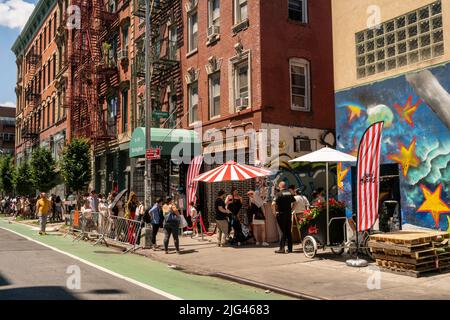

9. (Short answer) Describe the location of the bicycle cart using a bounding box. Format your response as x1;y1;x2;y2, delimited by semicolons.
293;209;376;259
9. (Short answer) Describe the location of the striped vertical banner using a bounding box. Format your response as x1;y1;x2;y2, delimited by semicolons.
357;121;384;232
186;155;204;217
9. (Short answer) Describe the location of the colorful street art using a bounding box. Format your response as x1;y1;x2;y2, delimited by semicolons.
336;63;450;230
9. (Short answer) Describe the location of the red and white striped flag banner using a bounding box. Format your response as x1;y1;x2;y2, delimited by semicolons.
357;121;384;232
186;155;204;217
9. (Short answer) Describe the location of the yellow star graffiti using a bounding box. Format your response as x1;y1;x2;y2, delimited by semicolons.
388;137;420;177
337;162;350;191
417;184;450;229
394;96;422;128
347;105;363;123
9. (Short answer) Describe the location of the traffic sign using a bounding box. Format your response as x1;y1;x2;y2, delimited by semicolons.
146;148;161;160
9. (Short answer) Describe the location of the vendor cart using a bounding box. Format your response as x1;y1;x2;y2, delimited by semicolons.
293;209;377;259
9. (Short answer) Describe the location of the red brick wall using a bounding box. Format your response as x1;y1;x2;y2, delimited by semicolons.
181;0;263;133
259;0;335;130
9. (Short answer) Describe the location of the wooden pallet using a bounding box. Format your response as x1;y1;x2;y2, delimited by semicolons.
376;259;438;271
378;266;437;278
370;231;449;245
368;240;432;253
373;253;435;265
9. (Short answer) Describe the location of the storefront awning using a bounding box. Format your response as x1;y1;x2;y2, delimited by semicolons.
130;127;201;158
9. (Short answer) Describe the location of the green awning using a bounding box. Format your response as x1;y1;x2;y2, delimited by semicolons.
130;127;201;158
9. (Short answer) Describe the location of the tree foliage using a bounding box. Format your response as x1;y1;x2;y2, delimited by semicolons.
59;138;91;193
30;147;57;193
0;155;15;195
14;160;34;196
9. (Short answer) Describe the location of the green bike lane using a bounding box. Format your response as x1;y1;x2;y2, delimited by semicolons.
0;219;293;300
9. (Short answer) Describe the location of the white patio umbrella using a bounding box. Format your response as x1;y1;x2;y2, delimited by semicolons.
289;147;357;245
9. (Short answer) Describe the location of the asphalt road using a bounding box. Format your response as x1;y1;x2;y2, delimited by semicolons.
0;228;168;300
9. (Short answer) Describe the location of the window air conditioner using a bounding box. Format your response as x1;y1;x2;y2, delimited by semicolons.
235;97;249;111
207;25;220;37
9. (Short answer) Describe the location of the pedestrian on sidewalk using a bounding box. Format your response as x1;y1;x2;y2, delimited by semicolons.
274;181;296;254
36;192;51;235
189;202;201;238
248;190;269;246
146;198;164;249
215;190;231;247
125;192;138;244
162;198;181;254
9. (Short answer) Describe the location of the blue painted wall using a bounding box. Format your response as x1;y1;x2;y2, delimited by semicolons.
336;62;450;230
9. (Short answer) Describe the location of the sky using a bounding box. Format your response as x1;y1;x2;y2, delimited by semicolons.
0;0;37;108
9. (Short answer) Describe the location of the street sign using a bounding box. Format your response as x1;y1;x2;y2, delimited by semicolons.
146;148;161;160
152;111;170;119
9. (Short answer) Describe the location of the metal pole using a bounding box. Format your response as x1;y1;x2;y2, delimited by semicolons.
144;0;153;208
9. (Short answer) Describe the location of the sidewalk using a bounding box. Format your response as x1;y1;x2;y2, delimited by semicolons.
135;231;450;300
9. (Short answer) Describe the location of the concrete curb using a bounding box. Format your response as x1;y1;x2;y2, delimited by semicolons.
212;272;326;300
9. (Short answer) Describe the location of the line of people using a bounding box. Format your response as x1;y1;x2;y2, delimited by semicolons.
0;194;64;223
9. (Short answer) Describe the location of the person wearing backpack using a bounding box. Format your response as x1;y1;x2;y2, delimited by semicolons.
162;198;181;254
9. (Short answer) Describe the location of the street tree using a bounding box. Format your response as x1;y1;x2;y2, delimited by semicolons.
30;147;57;193
59;138;91;206
0;155;15;196
14;160;34;196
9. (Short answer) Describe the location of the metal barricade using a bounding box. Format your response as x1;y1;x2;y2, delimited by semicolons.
66;210;108;246
97;215;143;254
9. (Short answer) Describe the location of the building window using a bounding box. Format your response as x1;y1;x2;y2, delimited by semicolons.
53;54;56;79
52;98;56;124
234;0;248;25
294;137;316;152
107;96;118;135
356;0;443;78
49;20;52;40
188;10;198;53
54;12;57;36
44;27;47;48
209;72;220;119
42;66;46;88
208;0;220;36
39;34;42;54
109;0;116;13
288;0;308;23
233;59;249;111
121;89;128;133
168;24;178;60
290;58;310;112
122;25;129;52
46;104;50;127
188;81;199;124
48;60;51;85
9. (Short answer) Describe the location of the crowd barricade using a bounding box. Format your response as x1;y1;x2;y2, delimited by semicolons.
66;210;143;254
99;215;143;253
66;210;108;245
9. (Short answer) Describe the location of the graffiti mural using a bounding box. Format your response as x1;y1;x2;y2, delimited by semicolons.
336;63;450;230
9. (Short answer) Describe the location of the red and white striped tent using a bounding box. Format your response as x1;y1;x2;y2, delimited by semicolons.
194;161;272;183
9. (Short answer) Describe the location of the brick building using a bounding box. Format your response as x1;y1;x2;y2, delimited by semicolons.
128;0;336;214
12;0;67;194
0;107;16;156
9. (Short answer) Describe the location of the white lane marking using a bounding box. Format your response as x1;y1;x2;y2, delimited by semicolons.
0;225;182;300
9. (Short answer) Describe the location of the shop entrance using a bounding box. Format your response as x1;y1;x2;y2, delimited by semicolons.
351;163;402;232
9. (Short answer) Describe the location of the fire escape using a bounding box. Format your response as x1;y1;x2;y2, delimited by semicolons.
132;0;182;129
66;0;119;142
22;47;41;145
